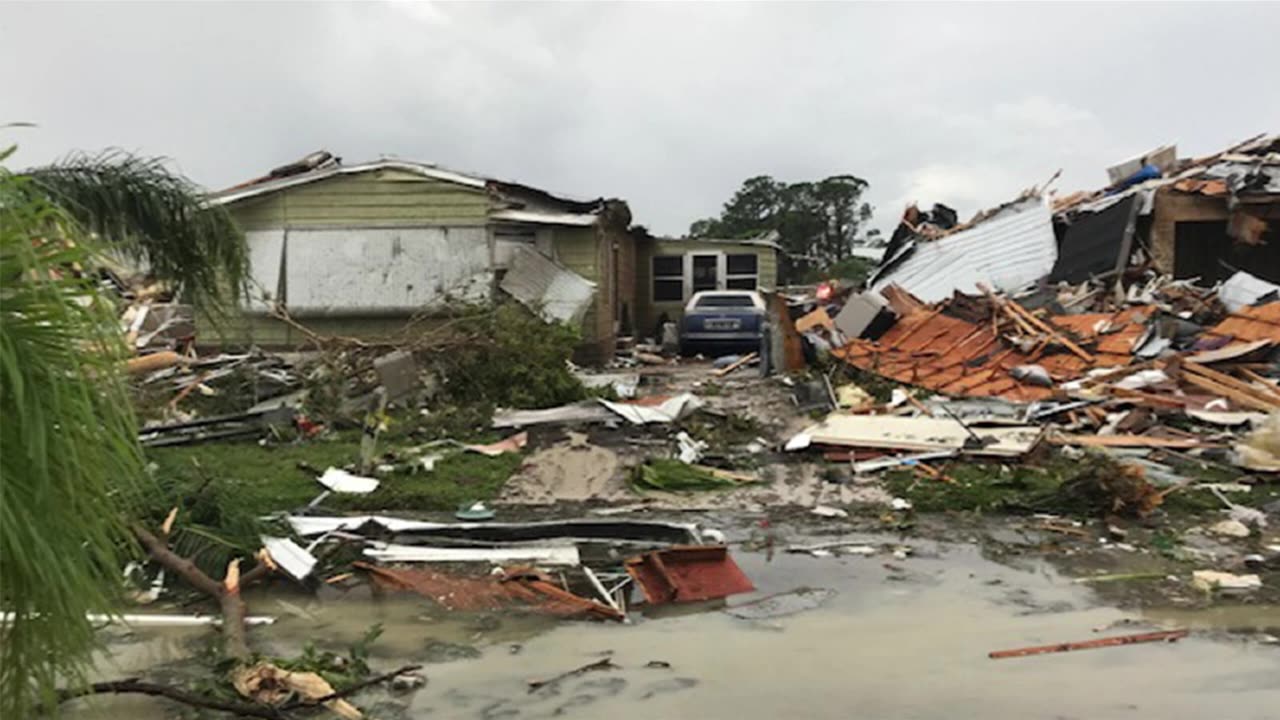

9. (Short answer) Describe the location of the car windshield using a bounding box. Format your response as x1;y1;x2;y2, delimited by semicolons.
696;294;755;308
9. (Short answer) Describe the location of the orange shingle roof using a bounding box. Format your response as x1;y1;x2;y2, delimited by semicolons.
835;305;1154;401
1208;302;1280;342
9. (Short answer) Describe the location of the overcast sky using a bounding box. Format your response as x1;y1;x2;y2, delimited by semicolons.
4;2;1278;236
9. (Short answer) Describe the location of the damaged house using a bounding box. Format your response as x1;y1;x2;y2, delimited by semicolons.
1051;134;1280;297
869;133;1280;308
205;152;780;359
206;151;633;360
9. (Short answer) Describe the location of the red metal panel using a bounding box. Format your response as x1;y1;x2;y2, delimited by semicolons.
625;546;755;605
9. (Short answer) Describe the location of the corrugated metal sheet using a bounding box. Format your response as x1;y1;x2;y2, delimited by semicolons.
500;246;597;324
871;196;1056;303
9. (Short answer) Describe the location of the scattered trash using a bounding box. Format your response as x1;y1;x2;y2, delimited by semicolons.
1191;570;1263;592
675;431;707;464
1208;519;1251;538
632;460;738;492
232;661;362;719
260;537;318;581
527;657;618;693
455;501;496;521
317;467;381;495
464;432;529;457
810;505;849;519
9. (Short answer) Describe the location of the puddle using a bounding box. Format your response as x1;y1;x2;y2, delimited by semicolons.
66;541;1280;719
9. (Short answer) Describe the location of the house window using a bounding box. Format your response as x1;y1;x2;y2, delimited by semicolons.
691;254;719;292
653;255;684;301
725;253;758;290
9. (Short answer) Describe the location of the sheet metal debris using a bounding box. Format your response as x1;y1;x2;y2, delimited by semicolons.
500;245;597;324
625;545;754;605
317;467;381;494
871;194;1057;303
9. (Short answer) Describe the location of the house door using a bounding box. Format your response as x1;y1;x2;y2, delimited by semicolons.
691;253;720;293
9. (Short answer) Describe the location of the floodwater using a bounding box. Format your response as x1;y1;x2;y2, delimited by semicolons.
68;539;1280;720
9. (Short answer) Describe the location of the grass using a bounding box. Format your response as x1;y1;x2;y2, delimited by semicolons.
883;458;1071;513
884;450;1280;521
147;435;522;515
142;420;523;579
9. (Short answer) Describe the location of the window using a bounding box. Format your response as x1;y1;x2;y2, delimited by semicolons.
726;253;758;290
696;294;755;308
653;255;684;301
691;254;719;292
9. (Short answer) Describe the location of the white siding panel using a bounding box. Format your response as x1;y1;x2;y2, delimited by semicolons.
244;229;286;311
286;227;491;314
872;196;1056;303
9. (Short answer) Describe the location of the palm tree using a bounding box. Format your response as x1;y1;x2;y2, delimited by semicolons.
0;146;246;716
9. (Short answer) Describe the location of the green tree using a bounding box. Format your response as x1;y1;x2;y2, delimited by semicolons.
690;174;874;282
0;147;246;716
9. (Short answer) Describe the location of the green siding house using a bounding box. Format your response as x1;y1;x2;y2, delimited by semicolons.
634;234;781;337
207;153;632;360
205;152;779;360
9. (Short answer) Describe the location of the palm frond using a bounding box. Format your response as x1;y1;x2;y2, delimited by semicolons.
22;150;247;316
0;167;144;715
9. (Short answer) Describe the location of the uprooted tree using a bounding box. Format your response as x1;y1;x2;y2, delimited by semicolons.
689;174;875;283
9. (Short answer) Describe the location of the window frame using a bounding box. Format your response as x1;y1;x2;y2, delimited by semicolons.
652;254;685;302
725;253;759;290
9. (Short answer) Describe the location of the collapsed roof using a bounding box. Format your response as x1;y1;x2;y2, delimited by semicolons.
871;132;1280;301
208;149;617;223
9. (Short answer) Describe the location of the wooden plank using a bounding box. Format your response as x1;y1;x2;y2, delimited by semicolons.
1236;367;1280;394
1184;362;1280;405
988;630;1188;660
1005;299;1095;362
1179;372;1279;412
713;351;758;377
1107;386;1187;409
1050;433;1221;449
794;307;834;334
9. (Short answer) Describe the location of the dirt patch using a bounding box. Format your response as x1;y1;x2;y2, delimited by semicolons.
500;432;629;504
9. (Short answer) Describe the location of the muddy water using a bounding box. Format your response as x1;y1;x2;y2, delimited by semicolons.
69;540;1280;720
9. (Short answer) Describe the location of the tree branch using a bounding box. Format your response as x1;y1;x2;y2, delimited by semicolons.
279;664;423;710
132;524;269;662
57;679;288;719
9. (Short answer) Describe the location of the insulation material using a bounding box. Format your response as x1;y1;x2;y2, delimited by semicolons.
285;227;491;314
1235;412;1280;472
500;245;596;324
871;196;1057;303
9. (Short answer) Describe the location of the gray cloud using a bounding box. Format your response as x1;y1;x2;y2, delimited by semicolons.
3;1;1277;235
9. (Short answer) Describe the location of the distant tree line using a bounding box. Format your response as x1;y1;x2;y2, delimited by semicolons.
689;174;876;284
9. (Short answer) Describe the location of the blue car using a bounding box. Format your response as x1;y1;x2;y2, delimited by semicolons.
679;290;766;357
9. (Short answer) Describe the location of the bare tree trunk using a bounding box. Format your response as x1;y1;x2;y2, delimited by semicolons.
132;524;268;662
